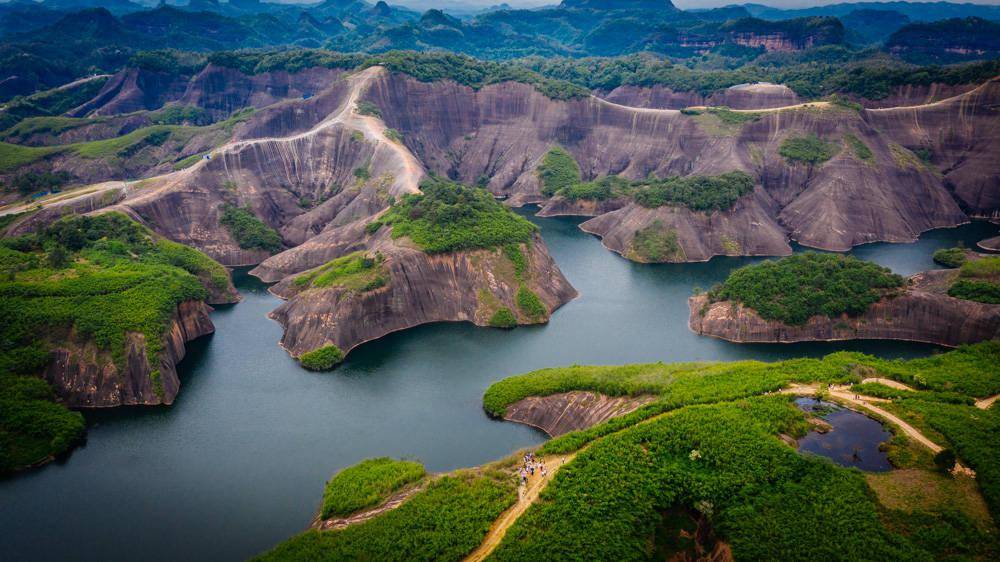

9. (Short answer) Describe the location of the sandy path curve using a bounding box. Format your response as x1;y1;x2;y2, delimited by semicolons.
464;453;575;562
975;394;999;410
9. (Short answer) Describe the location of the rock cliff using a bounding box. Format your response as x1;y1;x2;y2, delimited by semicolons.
365;71;974;257
265;230;578;357
865;78;1000;218
43;300;216;407
501;391;657;437
688;270;1000;347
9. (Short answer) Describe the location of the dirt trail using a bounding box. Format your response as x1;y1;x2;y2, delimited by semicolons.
782;383;944;452
975;394;999;410
860;378;916;391
464;453;575;562
0;66;423;218
314;483;427;531
683;101;832;113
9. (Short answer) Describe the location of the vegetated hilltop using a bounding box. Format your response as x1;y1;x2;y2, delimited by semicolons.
259;342;1000;560
0;212;236;474
689;253;1000;346
4;64;579;371
262;177;577;367
4;0;997;100
887;17;1000;64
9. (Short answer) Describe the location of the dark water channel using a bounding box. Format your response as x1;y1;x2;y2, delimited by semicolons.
795;398;893;472
1;214;995;561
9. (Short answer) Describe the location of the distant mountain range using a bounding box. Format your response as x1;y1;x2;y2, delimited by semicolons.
0;0;997;99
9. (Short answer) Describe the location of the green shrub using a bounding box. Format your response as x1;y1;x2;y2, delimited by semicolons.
0;373;85;474
219;204;283;253
948;279;1000;304
150;105;213;126
779;135;840;165
489;307;517;328
537;147;581;197
933;449;957;472
293;252;387;293
844;133;873;161
0;142;61;172
3;171;72;195
933;247;966;268
632;171;754;211
321;458;426;519
298;345;345;371
256;469;516;561
948;256;1000;303
560;175;630;202
365;220;383;235
354;166;371;181
355;100;382;117
382;177;536;253
503;243;528;281
629;221;684;262
708;252;905;325
516;285;546;319
384;128;403;143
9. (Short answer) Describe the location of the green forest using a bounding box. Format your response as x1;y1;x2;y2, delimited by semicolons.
707;253;905;325
0;213;230;473
380;177;537;254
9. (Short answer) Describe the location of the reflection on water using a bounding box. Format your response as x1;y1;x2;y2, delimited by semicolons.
796;398;893;472
0;213;994;561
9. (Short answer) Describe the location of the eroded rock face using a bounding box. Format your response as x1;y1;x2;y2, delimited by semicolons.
688;270;1000;347
265;231;578;357
42;300;215;407
502;391;657;437
365;71;976;258
866;79;1000;218
579;194;792;263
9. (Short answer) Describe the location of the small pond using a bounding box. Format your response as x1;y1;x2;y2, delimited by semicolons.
795;398;893;472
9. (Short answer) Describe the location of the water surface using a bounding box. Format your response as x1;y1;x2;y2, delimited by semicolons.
796;398;893;472
1;215;995;561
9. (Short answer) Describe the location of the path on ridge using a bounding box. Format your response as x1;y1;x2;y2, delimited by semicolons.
464;453;575;562
0;66;423;219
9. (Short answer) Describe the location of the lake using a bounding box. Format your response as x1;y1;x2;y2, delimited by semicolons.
0;213;995;561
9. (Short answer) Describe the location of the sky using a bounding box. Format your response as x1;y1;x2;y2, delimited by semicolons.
392;0;1000;9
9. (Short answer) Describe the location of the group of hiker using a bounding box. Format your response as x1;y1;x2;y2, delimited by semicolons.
518;452;547;487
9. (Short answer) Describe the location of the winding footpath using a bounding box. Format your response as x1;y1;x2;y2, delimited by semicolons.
0;66;422;220
464;453;575;562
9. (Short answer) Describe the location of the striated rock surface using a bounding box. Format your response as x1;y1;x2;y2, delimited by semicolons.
42;300;215;407
265;230;577;357
536;196;628;218
579;193;792;263
866;78;1000;218
689;270;1000;347
366;71;975;257
502;391;657;437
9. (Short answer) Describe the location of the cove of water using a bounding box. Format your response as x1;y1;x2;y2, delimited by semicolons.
1;215;995;561
795;398;893;472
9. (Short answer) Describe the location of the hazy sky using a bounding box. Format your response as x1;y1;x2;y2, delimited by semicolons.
393;0;1000;9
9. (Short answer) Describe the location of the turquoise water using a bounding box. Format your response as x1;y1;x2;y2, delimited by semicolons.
0;214;995;561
